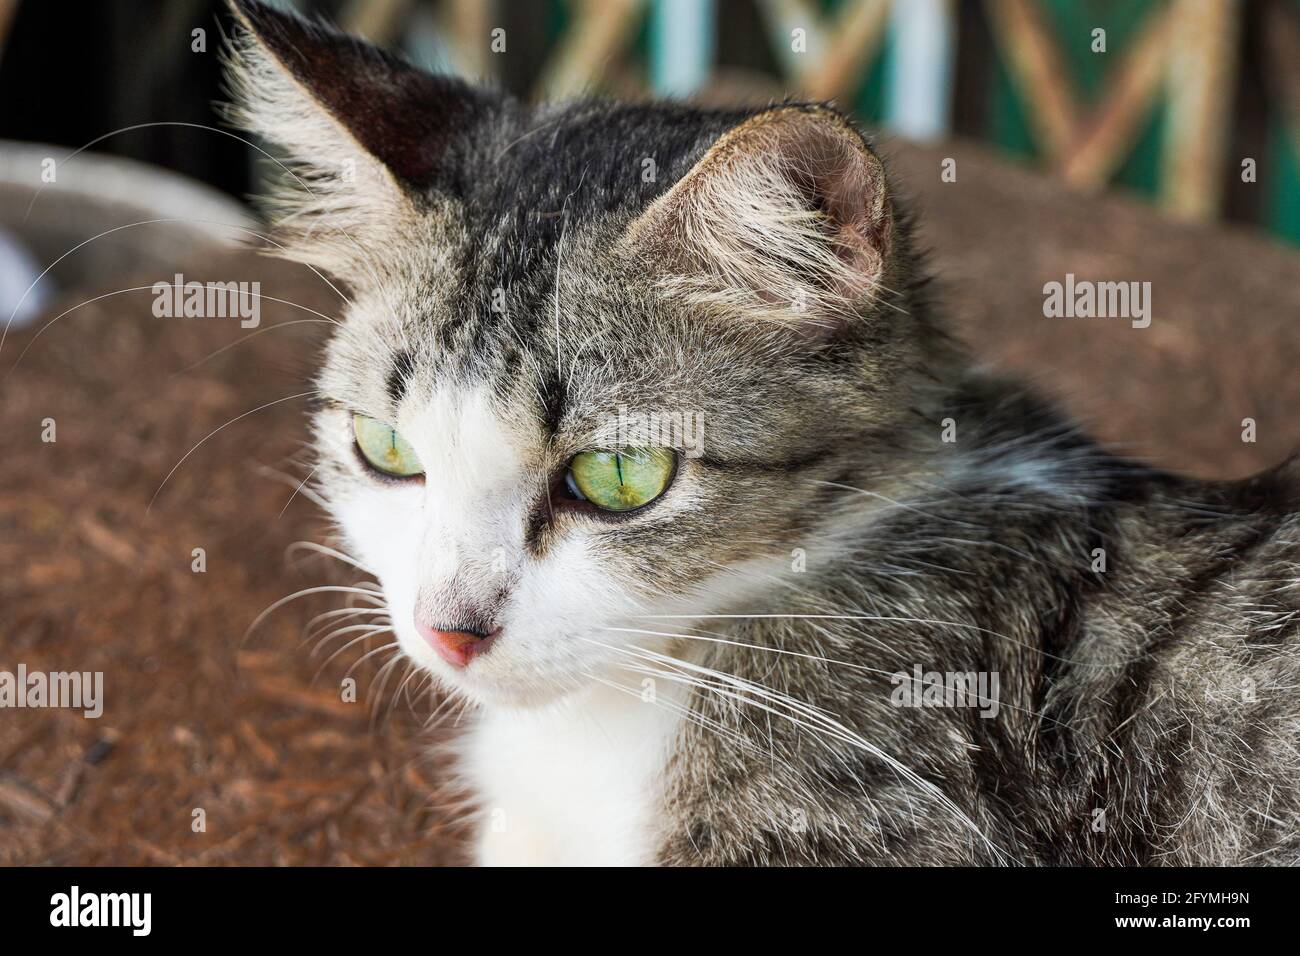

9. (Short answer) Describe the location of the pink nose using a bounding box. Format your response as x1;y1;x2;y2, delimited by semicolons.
415;619;500;667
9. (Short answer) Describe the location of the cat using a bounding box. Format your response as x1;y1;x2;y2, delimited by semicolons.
225;0;1300;865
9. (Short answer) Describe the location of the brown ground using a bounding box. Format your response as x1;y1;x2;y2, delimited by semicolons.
2;138;1299;866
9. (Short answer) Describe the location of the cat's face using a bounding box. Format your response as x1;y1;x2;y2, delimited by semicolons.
228;0;924;708
309;218;908;707
311;246;792;706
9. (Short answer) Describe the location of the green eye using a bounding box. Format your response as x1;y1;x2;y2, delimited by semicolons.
566;448;676;512
353;414;424;478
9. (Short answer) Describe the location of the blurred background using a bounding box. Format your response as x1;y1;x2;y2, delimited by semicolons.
2;0;1299;239
3;1;1300;866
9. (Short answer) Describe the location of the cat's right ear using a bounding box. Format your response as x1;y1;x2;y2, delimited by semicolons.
223;0;494;276
627;105;895;337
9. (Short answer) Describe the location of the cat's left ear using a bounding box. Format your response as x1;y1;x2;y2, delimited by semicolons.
627;105;893;333
223;0;496;276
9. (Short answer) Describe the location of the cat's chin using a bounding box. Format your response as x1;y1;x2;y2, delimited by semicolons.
396;638;587;711
429;665;587;711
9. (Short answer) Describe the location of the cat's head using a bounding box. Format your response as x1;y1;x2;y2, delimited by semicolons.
226;0;943;708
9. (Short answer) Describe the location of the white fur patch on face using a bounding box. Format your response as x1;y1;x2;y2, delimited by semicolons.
329;385;666;708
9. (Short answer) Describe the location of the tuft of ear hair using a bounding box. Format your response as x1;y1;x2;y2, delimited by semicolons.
222;0;494;279
627;105;893;334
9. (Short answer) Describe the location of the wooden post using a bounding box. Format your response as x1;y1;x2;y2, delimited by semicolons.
806;0;892;103
984;0;1079;160
446;0;496;80
537;0;647;100
757;0;890;104
1161;0;1241;220
1059;5;1176;190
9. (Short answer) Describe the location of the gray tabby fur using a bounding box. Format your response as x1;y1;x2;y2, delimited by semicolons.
225;0;1300;865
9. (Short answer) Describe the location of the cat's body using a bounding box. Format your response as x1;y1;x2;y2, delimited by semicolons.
226;0;1300;866
470;390;1300;866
